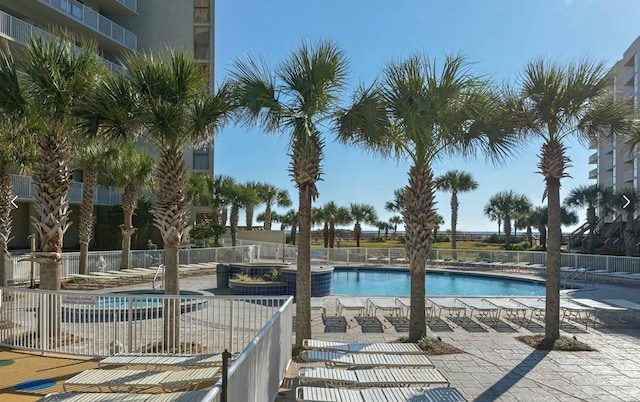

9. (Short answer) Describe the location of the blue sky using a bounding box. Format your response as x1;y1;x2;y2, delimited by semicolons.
213;0;640;233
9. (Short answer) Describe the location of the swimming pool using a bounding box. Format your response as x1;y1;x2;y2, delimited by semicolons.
331;268;545;296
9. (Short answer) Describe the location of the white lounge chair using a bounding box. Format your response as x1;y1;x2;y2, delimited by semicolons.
98;353;224;369
603;299;640;320
302;339;424;354
298;366;450;388
571;298;631;323
299;350;435;368
427;297;467;318
394;297;434;318
63;367;220;392
335;298;366;316
454;297;501;325
310;297;326;319
366;297;402;317
482;298;529;321
296;386;467;401
39;391;210;402
510;298;546;327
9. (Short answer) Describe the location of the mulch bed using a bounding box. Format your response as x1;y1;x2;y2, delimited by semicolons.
517;334;597;351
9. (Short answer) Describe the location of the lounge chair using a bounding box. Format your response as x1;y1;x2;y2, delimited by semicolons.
63;367;220;392
298;366;450;388
310;297;326;319
301;339;424;354
39;391;209;402
454;297;501;325
394;297;434;318
296;386;467;402
299;350;435;368
602;299;640;320
571;298;631;324
98;353;224;369
510;298;546;327
335;298;366;316
427;297;467;318
366;297;402;317
482;298;528;321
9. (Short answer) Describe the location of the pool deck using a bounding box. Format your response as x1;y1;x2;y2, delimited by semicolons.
3;270;640;401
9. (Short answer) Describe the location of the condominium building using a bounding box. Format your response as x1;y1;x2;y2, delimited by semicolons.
0;0;215;249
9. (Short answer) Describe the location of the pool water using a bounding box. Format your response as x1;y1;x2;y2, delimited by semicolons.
331;269;545;296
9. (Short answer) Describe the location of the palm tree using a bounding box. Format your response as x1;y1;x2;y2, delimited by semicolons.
242;181;260;230
435;170;478;258
385;188;405;214
527;206;578;251
73;139;119;274
21;33;105;293
257;183;292;230
83;49;233;350
484;191;532;248
349;203;378;247
433;214;445;241
230;39;349;347
563;184;603;254
509;58;635;342
279;209;298;245
0;42;35;287
101;144;155;269
188;172;213;206
228;183;253;246
212;175;236;230
320;201;350;248
375;220;391;239
338;53;517;340
388;215;403;239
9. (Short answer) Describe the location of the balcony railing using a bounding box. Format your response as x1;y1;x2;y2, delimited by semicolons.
0;10;123;73
624;151;636;163
39;0;137;50
11;174;122;205
589;168;598;179
116;0;137;13
621;68;636;86
588;152;598;164
623;169;635;182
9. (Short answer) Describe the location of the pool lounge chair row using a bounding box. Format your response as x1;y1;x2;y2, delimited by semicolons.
39;390;209;402
296;385;466;401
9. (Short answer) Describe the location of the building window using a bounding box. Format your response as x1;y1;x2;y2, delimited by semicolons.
195;0;210;23
194;27;210;60
193;146;210;170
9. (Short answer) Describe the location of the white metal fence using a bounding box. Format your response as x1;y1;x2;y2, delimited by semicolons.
7;245;258;285
0;287;290;358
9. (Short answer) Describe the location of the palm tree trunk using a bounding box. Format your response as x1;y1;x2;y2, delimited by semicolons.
450;192;458;260
0;172;13;287
403;162;436;341
296;187;312;348
264;204;272;230
245;206;254;230
78;162;98;274
526;225;533;249
354;222;361;248
329;222;335;248
545;176;561;341
291;225;297;245
120;183;138;269
153;147;189;350
230;206;239;246
504;217;511;248
322;223;329;248
587;206;596;254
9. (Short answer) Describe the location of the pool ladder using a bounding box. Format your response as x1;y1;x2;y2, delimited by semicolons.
152;264;164;290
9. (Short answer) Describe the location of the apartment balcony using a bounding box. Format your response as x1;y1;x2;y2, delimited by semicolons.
38;0;137;50
624;151;636;163
92;0;137;15
604;160;614;171
589;168;598;179
621;68;635;87
623;170;635;183
588;152;598;164
11;174;122;206
602;143;614;154
0;11;123;73
602;178;613;188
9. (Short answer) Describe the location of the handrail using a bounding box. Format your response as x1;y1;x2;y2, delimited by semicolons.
152;264;164;290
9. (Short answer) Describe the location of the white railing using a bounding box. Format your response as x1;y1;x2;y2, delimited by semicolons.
0;287;291;358
116;0;137;13
39;0;137;50
0;11;124;73
202;297;293;402
8;245;258;285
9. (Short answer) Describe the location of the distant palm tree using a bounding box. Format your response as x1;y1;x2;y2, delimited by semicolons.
484;191;532;248
433;214;445;241
231;40;348;346
527;206;578;251
188;172;213;206
385;188;405;214
375;220;392;239
242;181;260;230
508;58;635;342
228;183;254;246
212;175;236;229
338;53;516;341
349;203;378;247
388;215;403;239
318;201;350;248
257;183;292;230
279;209;298;245
563;184;604;254
435;170;478;258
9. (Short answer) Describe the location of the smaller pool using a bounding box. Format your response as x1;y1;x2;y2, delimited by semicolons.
332;268;545;297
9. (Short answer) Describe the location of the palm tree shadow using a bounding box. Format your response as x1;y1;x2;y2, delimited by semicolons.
475;348;550;401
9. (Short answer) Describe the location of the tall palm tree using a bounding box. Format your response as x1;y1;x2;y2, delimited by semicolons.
82;49;233;350
319;201;350;248
231;39;349;346
388;215;403;239
338;53;516;341
101;144;155;269
228;182;253;246
21;32;105;293
509;58;635;342
212;175;236;230
484;191;532;248
257;183;292;230
435;170;478;258
0;42;35;287
349;203;378;247
242;181;260;230
279;208;298;245
563;184;603;254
